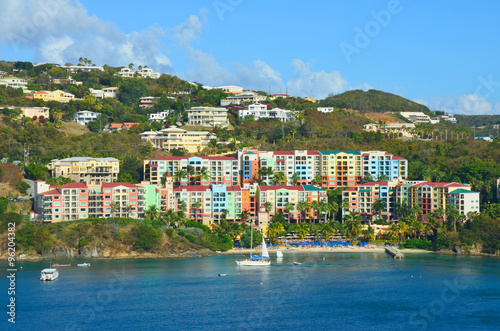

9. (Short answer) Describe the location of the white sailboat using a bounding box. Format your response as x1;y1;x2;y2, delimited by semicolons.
235;223;271;266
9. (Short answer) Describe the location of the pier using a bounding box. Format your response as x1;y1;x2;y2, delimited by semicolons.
385;246;404;259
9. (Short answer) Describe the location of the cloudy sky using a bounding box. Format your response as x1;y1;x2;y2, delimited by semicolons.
1;0;499;114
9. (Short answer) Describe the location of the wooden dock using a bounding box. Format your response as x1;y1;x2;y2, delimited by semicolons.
385;246;404;259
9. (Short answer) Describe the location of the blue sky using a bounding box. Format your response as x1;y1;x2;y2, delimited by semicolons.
1;0;499;114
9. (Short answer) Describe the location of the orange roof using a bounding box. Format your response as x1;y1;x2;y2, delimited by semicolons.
123;122;140;129
109;123;122;129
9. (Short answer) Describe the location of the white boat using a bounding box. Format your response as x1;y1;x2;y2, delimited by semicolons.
276;251;283;258
293;262;302;265
40;268;59;281
77;263;91;267
235;223;271;267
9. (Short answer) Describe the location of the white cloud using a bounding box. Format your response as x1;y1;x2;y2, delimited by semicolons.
173;15;203;47
416;94;499;115
287;59;348;99
0;0;173;72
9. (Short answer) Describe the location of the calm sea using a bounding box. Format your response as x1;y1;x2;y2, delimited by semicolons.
2;252;499;331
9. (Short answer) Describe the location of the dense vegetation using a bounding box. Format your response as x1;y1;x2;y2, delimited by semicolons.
319;89;431;114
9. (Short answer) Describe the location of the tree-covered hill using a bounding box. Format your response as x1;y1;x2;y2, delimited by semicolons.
319;89;431;114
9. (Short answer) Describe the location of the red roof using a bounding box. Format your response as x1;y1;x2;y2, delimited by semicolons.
307;151;320;155
146;156;237;161
259;185;304;191
413;182;467;188
109;123;122;129
54;182;88;189
392;156;406;160
102;182;140;188
39;188;61;195
123;122;140;129
343;188;357;192
360;181;389;186
273;151;293;155
173;185;212;192
226;185;242;191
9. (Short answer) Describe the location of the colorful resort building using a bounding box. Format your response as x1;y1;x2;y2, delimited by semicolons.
343;180;480;224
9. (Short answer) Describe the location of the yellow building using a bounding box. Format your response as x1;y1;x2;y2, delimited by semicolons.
319;151;362;188
139;126;216;153
47;157;120;186
33;90;76;103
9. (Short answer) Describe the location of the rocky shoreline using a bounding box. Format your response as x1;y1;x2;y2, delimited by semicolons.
8;245;216;262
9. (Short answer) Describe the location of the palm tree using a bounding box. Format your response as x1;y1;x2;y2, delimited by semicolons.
174;169;187;187
240;209;250;222
297;223;310;240
284;202;295;223
292;172;301;185
312;174;322;186
186;165;196;185
272;171;287;186
310;200;320;223
192;201;202;223
343;212;363;240
267;221;285;244
112;201;121;219
371;198;387;224
196;166;211;185
264;201;273;213
296;201;309;223
445;205;460;232
144;205;158;221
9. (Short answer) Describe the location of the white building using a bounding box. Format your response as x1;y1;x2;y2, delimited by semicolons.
440;115;457;123
400;112;432;124
0;106;49;118
59;65;104;73
118;68;135;77
220;92;267;106
317;107;335;113
74;110;99;126
89;87;118;99
0;77;28;91
238;103;295;122
449;189;480;216
218;85;244;94
147;110;173;122
187;106;229;127
140;126;216;152
137;68;160;79
140;96;158;107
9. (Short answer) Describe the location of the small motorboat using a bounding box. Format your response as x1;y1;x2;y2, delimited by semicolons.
218;273;227;277
276;251;283;258
77;263;91;267
40;268;59;281
293;262;302;265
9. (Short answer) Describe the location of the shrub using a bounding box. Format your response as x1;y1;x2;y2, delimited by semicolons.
131;223;161;251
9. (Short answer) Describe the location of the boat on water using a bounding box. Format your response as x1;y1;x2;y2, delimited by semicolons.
235;223;271;267
77;263;91;267
53;263;71;267
276;251;283;258
293;262;302;265
40;268;59;281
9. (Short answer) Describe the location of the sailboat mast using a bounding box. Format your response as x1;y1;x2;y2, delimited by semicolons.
250;221;253;257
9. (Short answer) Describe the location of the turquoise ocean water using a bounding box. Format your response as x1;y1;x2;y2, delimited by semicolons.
2;252;499;330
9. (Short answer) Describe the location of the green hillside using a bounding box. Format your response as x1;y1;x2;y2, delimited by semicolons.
320;89;431;114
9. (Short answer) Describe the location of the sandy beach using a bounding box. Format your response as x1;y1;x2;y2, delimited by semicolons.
219;245;432;255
